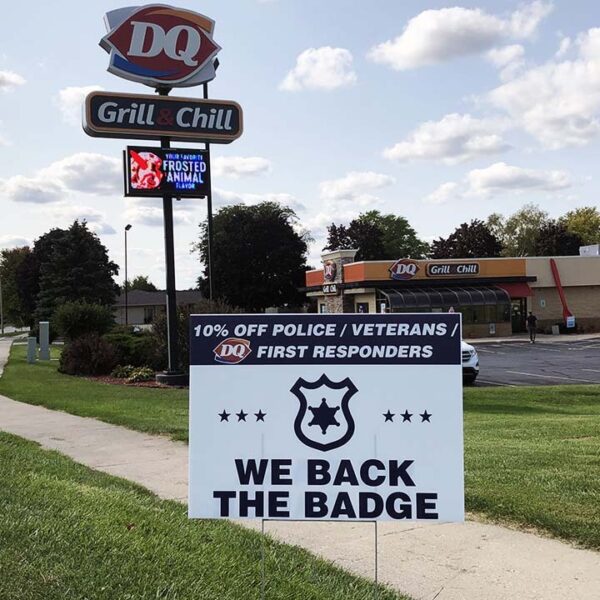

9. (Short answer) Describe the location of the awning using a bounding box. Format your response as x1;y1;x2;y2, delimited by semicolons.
495;282;533;298
380;286;510;310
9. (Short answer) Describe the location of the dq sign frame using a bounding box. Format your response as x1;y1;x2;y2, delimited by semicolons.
100;5;221;87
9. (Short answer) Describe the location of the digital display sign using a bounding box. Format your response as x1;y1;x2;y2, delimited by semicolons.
124;146;210;198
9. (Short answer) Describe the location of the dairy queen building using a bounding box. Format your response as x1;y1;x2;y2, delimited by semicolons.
305;248;600;338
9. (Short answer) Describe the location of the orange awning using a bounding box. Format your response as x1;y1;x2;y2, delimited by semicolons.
496;282;533;298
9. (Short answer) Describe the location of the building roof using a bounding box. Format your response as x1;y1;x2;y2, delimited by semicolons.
115;289;204;307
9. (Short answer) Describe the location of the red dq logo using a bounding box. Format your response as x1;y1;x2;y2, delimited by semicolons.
213;338;252;364
100;5;221;87
389;259;420;281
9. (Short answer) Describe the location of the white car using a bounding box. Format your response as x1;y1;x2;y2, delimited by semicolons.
461;341;479;385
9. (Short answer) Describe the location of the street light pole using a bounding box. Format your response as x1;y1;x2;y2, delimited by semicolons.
125;224;132;326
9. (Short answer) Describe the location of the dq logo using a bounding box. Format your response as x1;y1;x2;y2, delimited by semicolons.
213;338;252;364
389;259;420;281
323;260;337;282
100;5;221;87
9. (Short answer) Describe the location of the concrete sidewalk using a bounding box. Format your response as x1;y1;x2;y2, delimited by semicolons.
1;394;599;600
468;332;600;345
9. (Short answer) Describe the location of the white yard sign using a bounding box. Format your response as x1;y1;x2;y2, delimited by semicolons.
189;314;464;522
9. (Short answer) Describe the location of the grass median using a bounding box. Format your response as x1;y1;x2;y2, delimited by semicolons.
0;432;403;600
1;343;599;550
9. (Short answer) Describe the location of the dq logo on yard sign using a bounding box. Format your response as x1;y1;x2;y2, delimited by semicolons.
213;338;252;365
389;259;420;281
100;5;221;87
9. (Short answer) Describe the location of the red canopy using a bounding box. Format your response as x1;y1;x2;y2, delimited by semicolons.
496;282;533;298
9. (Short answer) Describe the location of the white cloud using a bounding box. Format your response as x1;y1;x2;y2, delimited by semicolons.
487;44;525;68
488;28;600;148
41;202;116;234
319;171;395;205
212;156;272;178
466;161;570;195
280;47;357;91
212;188;305;212
424;161;571;204
555;36;571;58
0;70;25;91
0;235;31;249
368;2;552;71
1;153;121;203
424;182;459;205
123;205;194;227
55;85;103;126
383;113;511;164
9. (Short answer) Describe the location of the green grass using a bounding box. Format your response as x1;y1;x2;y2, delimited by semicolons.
0;432;404;600
1;344;599;550
464;385;600;550
0;344;189;441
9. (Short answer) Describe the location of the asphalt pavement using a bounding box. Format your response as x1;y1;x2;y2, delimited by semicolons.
472;337;600;387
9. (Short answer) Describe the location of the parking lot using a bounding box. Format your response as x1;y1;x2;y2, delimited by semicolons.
473;338;600;387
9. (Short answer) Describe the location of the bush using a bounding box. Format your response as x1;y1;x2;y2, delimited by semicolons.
126;367;155;383
111;364;135;379
59;334;117;376
54;302;115;341
103;331;161;370
152;298;241;373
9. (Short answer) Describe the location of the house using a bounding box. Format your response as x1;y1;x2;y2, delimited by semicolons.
114;289;204;326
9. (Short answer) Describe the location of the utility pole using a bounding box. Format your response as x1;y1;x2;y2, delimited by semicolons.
0;275;4;335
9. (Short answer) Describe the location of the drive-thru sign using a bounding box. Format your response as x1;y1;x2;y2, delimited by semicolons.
189;313;464;521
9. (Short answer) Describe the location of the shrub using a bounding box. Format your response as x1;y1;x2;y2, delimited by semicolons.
152;298;241;373
111;364;135;379
103;331;161;369
54;301;115;341
126;367;155;383
59;334;117;376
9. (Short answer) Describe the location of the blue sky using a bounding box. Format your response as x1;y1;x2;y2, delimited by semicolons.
1;1;600;288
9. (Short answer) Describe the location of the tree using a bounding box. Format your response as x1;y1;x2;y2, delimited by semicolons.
487;203;550;256
325;211;428;260
194;202;308;311
559;207;600;246
35;221;119;322
126;275;158;292
533;221;583;256
430;220;502;259
0;246;31;326
355;211;429;258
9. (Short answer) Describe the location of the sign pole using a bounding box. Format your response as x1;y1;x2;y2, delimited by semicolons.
202;81;215;302
156;86;185;385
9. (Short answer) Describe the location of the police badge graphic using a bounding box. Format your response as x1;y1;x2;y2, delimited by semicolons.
290;374;357;451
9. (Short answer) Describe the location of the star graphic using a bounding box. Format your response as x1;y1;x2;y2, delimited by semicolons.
255;410;266;422
420;411;432;422
308;398;340;434
236;410;248;422
218;410;230;422
401;410;413;422
383;410;395;422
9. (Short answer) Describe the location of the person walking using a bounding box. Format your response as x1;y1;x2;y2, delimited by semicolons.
526;311;537;343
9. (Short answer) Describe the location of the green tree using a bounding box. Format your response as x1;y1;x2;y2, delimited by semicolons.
195;202;308;311
533;221;583;256
125;275;158;292
35;221;119;322
325;211;428;260
430;220;502;259
559;207;600;246
487;203;550;256
0;246;31;326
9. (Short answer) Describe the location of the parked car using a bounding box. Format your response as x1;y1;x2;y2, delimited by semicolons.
461;341;479;384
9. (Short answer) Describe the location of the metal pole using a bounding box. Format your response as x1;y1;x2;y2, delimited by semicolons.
124;225;129;326
157;86;181;378
202;82;214;301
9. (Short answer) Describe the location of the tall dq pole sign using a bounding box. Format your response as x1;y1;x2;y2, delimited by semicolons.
84;5;243;385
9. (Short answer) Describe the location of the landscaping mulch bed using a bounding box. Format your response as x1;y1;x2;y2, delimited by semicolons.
85;375;172;389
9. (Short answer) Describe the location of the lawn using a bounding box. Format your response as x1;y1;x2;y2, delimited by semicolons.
0;432;404;600
1;344;599;550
